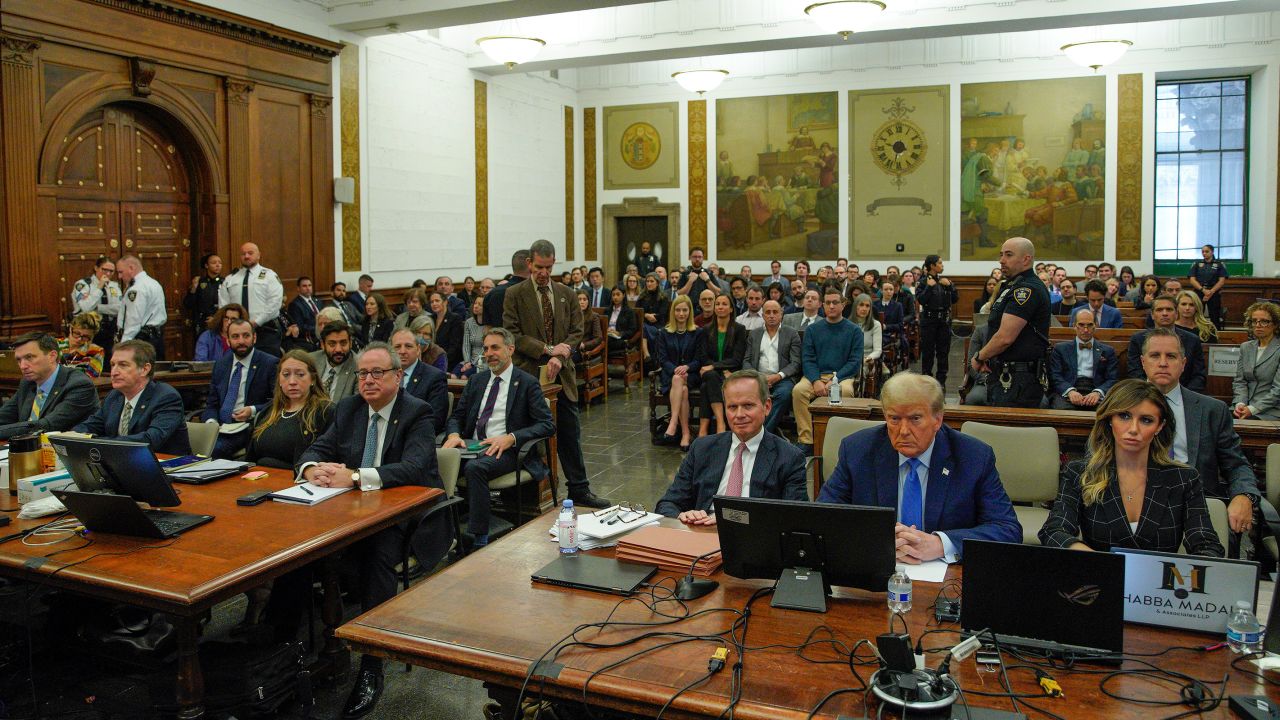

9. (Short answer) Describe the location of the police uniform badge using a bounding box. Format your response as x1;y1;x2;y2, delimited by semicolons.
258;269;266;279
127;289;137;302
74;280;87;291
199;281;207;290
1012;287;1032;305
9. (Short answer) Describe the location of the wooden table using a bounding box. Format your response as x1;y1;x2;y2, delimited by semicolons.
0;466;440;718
338;515;1279;719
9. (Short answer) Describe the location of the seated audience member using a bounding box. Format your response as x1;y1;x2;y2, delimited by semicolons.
1127;274;1161;309
698;294;748;437
409;315;449;372
817;372;1022;562
622;273;642;305
1050;279;1083;315
1163;278;1183;296
314;305;344;341
73;340;190;454
1048;309;1118;410
194;302;246;362
360;292;395;347
309;321;357;402
1039;379;1224;557
765;282;791;313
851;294;883;384
1233;301;1280;420
1174;290;1218;344
443;328;555;547
285;276;322;351
0;332;99;439
1069;280;1122;329
246;350;334;469
429;291;464;368
792;287;863;455
876;281;905;334
457;276;478;308
573;289;605;363
327;281;362;327
201;319;279;458
782;289;822;330
734;286;766;331
435;276;468;318
694;289;716;328
656;371;808;524
454;294;487;378
974;276;999;315
961;323;992;406
1126;296;1206;392
390;326;449;434
1104;278;1123;306
656;296;703;451
638;272;671;364
394;288;431;332
1140;328;1259;535
742;301;801;433
290;342;442;719
60;312;106;377
605;287;639;356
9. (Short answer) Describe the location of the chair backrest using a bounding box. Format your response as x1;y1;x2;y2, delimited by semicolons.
436;447;461;497
1204;496;1230;552
959;421;1059;503
821;417;884;483
185;421;218;457
1267;444;1280;510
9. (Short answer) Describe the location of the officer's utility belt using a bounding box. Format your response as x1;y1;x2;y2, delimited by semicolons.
138;324;165;337
994;360;1041;373
921;310;949;320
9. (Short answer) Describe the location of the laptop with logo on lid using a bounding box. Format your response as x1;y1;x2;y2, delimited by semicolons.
1115;547;1259;634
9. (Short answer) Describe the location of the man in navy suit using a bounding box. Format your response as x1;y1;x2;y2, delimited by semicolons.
1127;294;1206;392
200;319;278;457
73;340;190;455
292;341;442;719
656;370;808;524
1069;279;1123;329
390;327;449;435
817;372;1020;563
1048;308;1118;410
444;327;555;546
0;332;99;439
285;276;322;350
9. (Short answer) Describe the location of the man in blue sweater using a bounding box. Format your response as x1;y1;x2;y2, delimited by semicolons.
791;286;863;455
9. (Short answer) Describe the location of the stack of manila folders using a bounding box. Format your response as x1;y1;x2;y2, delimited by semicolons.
616;526;721;578
548;504;660;550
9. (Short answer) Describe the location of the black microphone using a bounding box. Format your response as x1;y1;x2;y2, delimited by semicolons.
674;548;720;601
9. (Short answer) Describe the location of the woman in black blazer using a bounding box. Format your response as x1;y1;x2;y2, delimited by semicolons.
1039;379;1223;557
359;293;395;348
604;287;639;356
429;291;464;369
697;294;748;437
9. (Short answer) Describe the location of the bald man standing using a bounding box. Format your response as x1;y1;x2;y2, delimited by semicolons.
220;242;284;356
971;237;1051;408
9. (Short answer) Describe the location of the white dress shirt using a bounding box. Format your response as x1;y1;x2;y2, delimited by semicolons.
715;427;765;498
220;263;285;328
1164;385;1189;463
477;363;514;440
1076;340;1095;379
736;310;764;331
756;329;780;375
896;439;959;562
119;271;168;340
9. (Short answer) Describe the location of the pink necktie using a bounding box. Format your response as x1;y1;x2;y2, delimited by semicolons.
726;442;747;497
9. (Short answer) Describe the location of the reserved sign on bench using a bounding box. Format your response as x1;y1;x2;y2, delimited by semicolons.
1209;346;1241;377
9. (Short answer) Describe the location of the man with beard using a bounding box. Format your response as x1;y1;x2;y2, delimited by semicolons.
201;318;278;457
309;321;357;401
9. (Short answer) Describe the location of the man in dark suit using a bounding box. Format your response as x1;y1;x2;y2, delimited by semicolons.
294;341;442;719
1140;328;1258;536
656;371;807;523
1127;295;1206;392
0;332;99;439
483;249;529;328
1069;280;1123;329
1048;308;1118;410
285;276;322;350
444;327;555;545
309;321;358;402
200;319;278;457
503;239;608;508
390;327;449;435
73;340;190;455
328;281;362;327
741;301;801;433
817;372;1021;563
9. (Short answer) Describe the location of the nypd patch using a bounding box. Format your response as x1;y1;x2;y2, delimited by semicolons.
1013;287;1032;305
74;281;87;291
127;289;137;302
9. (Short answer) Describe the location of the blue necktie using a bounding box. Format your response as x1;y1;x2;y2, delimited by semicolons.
361;414;381;468
220;362;243;423
901;458;923;529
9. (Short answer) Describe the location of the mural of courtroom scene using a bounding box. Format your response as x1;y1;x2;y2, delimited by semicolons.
959;77;1106;261
715;92;839;260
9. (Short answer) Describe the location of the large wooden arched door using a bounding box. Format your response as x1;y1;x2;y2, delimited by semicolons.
49;104;193;357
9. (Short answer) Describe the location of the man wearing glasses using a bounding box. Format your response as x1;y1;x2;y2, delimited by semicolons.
292;341;442;719
790;286;863;456
69;255;122;353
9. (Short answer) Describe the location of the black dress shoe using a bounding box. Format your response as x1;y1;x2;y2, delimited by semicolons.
342;668;384;719
569;491;611;509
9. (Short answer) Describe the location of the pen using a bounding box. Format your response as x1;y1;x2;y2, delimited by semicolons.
301;485;314;496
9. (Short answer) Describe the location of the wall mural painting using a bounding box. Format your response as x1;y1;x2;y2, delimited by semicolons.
959;76;1106;261
716;91;839;261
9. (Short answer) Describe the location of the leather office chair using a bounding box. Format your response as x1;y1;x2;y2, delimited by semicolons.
1258;445;1280;563
399;447;466;591
815;417;884;498
960;421;1060;545
185;421;218;457
1201;497;1231;556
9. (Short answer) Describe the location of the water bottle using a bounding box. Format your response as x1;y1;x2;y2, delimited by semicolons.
828;375;842;404
887;565;912;614
557;500;578;555
1227;601;1264;654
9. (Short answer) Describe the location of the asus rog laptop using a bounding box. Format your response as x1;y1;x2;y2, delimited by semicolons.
962;540;1125;662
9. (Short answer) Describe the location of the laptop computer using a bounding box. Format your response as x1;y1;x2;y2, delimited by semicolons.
531;554;656;596
962;540;1125;662
1116;547;1259;635
49;435;182;506
53;489;213;539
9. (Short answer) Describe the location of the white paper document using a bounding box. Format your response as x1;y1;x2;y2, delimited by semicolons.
903;560;949;583
269;482;351;505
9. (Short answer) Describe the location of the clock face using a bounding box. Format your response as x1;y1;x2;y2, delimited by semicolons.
871;119;927;177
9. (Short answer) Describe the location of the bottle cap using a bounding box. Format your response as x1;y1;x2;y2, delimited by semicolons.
562;499;573;508
895;564;907;573
1236;600;1251;611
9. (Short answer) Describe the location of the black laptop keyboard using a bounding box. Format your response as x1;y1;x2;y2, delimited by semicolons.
142;509;206;535
979;631;1120;664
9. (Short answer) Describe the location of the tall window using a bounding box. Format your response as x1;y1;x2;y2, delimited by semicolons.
1154;78;1248;261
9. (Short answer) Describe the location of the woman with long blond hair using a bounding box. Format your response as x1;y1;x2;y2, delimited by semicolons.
655;295;702;451
246;350;334;469
1174;290;1218;344
1039;379;1222;556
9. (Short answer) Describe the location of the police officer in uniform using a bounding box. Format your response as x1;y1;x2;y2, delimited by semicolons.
972;237;1051;408
1188;243;1228;329
184;253;223;342
116;254;169;360
219;242;284;357
70;255;122;354
916;254;958;387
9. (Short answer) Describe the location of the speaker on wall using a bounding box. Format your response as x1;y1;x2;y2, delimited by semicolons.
333;177;355;205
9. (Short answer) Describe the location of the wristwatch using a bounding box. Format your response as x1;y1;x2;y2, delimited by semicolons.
350;471;361;487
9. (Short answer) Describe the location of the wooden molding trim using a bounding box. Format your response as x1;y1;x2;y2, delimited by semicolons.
584;107;597;262
475;79;488;266
339;45;361;271
128;56;156;97
564;105;574;262
0;35;40;67
1115;73;1143;261
687;99;707;251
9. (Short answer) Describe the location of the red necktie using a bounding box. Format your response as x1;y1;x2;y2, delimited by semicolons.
726;442;746;496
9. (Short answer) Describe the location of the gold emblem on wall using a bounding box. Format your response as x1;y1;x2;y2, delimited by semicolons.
871;98;927;189
620;122;660;170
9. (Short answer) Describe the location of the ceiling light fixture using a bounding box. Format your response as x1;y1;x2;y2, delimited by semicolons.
804;0;886;40
475;35;546;69
1060;40;1133;71
672;69;729;94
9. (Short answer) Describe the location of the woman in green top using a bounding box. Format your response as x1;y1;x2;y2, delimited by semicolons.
697;294;748;437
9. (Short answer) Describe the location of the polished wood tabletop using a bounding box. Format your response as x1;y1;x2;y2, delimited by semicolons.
338;514;1278;719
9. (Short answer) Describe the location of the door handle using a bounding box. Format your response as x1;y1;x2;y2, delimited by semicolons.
125;238;134;248
110;238;119;248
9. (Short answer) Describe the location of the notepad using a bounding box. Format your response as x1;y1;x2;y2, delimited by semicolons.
269;483;352;505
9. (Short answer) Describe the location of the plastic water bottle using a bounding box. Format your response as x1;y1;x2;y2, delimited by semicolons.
887;565;912;614
1227;601;1264;653
557;500;578;555
828;376;842;404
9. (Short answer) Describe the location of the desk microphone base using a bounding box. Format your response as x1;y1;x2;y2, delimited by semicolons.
870;668;959;714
